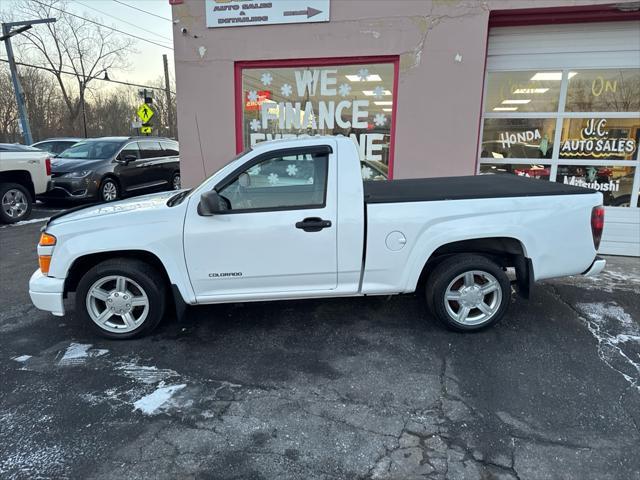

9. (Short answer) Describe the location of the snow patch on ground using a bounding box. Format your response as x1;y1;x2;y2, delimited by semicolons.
577;302;640;391
116;362;179;384
57;343;108;366
133;382;187;415
12;355;32;362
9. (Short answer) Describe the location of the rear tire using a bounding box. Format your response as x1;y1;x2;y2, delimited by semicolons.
75;258;166;339
425;254;511;332
171;172;181;190
0;182;32;224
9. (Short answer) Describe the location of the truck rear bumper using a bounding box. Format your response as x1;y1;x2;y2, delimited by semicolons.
582;257;606;277
29;269;65;316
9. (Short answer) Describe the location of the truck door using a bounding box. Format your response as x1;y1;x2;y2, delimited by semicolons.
183;145;338;299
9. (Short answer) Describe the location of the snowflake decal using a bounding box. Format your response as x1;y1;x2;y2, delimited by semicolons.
372;86;385;99
281;83;293;97
306;177;314;184
361;166;373;180
338;83;352;97
260;72;273;86
373;113;387;127
248;165;261;176
286;164;298;176
358;68;370;82
249;118;261;131
267;173;279;185
247;90;258;102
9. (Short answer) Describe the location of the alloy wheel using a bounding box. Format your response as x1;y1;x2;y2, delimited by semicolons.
172;174;181;190
102;181;117;201
443;270;502;325
86;275;149;333
2;188;28;219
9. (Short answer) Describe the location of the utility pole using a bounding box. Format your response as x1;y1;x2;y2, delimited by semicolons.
162;54;173;138
0;18;56;145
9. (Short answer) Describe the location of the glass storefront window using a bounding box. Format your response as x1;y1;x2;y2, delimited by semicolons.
483;71;562;113
481;118;555;159
481;67;640;208
559;117;640;161
556;165;636;207
480;163;551;180
565;69;640;112
239;61;396;179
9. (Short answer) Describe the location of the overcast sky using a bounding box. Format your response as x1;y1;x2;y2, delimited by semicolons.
1;0;175;88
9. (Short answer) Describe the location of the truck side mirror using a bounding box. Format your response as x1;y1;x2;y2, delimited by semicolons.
197;190;228;216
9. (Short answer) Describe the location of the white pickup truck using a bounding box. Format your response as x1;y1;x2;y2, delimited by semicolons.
29;136;606;339
0;143;51;223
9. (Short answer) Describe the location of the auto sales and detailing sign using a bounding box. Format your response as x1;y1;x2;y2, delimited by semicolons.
205;0;330;28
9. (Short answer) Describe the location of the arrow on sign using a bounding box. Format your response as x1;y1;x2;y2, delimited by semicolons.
283;6;322;18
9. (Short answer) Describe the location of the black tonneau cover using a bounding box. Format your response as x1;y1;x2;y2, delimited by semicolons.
364;174;594;204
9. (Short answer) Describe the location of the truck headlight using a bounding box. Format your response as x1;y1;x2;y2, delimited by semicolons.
61;170;92;178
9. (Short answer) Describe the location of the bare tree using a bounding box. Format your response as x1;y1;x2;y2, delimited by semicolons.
87;87;138;137
146;76;177;139
11;0;135;135
0;68;20;141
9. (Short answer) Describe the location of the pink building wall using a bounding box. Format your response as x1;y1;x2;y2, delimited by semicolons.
171;0;638;187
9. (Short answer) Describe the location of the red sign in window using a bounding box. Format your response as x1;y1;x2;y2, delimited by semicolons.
244;90;272;111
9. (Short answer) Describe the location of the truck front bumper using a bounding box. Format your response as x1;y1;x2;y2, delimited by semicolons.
29;269;65;316
583;257;606;277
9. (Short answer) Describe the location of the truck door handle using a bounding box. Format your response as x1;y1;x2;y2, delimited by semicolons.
295;217;332;232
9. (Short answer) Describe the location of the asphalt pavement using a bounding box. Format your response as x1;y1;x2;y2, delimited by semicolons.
1;206;639;480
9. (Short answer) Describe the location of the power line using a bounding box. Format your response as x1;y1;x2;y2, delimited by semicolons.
75;0;172;42
112;0;172;22
29;0;174;50
0;57;175;94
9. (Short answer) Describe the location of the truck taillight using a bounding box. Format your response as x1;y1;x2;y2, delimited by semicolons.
45;157;51;176
591;206;605;250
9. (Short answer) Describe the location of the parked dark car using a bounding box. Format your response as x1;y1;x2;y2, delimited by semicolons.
31;137;83;156
38;136;180;203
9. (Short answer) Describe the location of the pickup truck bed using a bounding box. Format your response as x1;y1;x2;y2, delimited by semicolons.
363;174;592;204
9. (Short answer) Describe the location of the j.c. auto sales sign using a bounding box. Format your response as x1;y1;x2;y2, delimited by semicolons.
205;0;330;28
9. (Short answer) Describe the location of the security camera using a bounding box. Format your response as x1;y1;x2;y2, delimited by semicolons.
180;27;188;34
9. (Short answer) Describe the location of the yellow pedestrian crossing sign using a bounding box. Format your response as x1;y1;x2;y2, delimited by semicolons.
137;103;154;122
140;125;152;134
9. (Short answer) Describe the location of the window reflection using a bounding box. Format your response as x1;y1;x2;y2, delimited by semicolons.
481;119;555;159
480;163;550;180
484;71;561;112
565;69;640;112
241;63;395;179
559;117;639;161
556;165;637;206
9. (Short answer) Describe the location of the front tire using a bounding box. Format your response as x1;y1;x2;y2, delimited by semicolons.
75;259;166;339
0;182;32;224
425;254;511;332
99;178;119;202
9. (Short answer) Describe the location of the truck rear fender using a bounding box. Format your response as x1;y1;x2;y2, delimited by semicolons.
407;233;532;295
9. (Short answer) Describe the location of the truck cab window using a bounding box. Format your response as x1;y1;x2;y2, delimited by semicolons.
218;152;328;211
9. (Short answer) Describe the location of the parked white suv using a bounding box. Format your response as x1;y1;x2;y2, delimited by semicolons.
0;143;51;223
